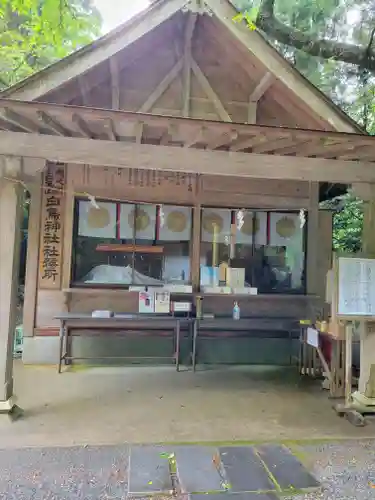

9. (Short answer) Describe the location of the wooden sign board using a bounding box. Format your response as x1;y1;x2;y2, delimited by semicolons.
38;162;66;289
336;256;375;319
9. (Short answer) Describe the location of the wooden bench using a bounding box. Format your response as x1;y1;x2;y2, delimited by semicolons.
55;313;193;373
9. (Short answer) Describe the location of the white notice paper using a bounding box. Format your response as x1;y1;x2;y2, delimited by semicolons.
338;257;375;317
307;327;319;348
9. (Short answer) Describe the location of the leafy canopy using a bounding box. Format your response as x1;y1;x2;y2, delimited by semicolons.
0;0;101;89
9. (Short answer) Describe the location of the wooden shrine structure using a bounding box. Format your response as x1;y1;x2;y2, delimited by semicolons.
2;0;375;412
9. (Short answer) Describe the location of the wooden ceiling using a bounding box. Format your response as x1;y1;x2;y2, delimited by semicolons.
0;99;374;162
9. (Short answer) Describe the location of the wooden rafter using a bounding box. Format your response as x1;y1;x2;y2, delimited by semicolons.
207;130;238;150
251;136;298;154
134;121;144;144
204;0;358;133
246;72;273;125
230;134;268;152
0;108;40;133
184;126;206;148
1;0;188;101
249;72;273;102
191;58;231;122
247;102;257;125
72;113;94;138
295;140;356;158
182;13;197;117
105;119;118;141
37;110;74;136
109;56;120;109
138;59;183;113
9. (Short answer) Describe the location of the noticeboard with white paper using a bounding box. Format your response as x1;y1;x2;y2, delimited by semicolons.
337;257;375;317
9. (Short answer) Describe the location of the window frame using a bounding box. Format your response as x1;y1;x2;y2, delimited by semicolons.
70;197;193;289
199;206;308;295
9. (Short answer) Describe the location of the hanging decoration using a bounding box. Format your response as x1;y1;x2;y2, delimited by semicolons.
78;200;117;238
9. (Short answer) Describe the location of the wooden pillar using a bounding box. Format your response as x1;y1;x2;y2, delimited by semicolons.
191;204;202;290
351;184;375;402
0;176;24;410
23;172;43;337
306;182;319;296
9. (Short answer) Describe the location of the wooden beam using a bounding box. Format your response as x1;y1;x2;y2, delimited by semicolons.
230;134;269;152
36;110;74;136
78;77;90;106
1;131;374;183
134;122;144;143
0;109;41;133
205;0;359;133
138;58;184;113
72;113;94;138
191;58;231;122
1;98;372;146
2;0;188;101
249;72;273;102
182;13;197;117
160;123;178;146
109;56;120;109
207;130;238;150
247;102;257;124
105;119;118;141
184;126;206;148
295;140;357;158
251;136;299;154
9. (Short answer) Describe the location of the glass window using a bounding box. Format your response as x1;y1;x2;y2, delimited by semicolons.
71;199;192;286
199;208;306;294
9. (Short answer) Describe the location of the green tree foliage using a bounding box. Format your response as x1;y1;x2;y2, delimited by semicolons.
0;0;102;89
321;194;364;253
233;0;375;252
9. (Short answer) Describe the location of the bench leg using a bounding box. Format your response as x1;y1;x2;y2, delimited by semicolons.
58;322;65;373
192;321;198;372
176;320;181;372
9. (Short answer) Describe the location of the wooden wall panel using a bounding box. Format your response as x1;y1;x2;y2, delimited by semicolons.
35;289;66;328
200;176;310;209
68;165;198;205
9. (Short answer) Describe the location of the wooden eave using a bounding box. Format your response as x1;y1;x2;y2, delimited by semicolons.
0;99;373;163
0;0;363;136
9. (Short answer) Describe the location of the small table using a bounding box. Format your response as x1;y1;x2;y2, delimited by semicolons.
55;313;191;373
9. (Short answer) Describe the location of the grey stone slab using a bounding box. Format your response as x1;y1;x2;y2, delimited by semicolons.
190;494;279;500
256;444;320;491
219;446;275;492
128;445;172;495
175;446;225;493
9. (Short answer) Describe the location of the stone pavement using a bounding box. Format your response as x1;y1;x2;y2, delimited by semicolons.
0;443;319;499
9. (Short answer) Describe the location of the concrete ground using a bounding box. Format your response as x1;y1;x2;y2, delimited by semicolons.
0;361;374;448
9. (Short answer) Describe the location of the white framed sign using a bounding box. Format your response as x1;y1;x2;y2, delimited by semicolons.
337;257;375;318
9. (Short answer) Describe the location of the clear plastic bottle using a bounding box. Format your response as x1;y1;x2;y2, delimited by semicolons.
233;301;240;320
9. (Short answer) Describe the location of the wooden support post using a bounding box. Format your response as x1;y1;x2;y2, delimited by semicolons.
182;13;197;117
345;322;353;406
306;182;319;297
191;203;201;290
23;169;44;337
0;172;24;411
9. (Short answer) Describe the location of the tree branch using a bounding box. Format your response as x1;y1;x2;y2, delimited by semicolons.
255;0;375;71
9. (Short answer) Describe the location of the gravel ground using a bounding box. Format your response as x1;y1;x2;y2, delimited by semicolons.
0;441;375;499
284;440;375;500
